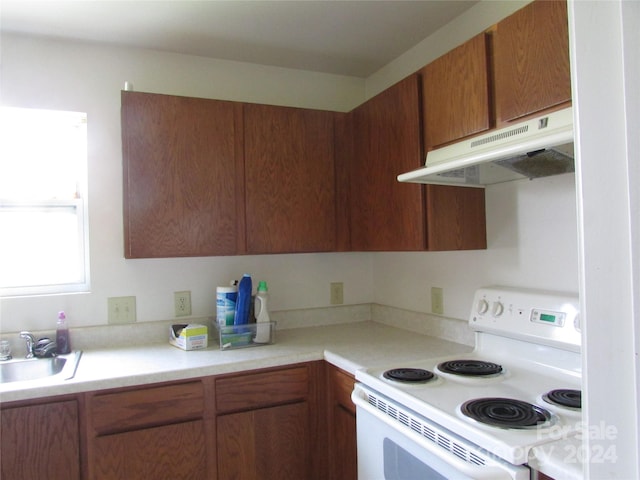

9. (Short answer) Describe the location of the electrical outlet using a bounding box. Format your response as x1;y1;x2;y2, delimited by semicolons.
431;287;444;315
174;291;192;317
108;296;137;324
330;282;344;305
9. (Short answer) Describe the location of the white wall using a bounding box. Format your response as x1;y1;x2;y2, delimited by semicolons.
0;34;372;332
374;174;579;320
0;0;581;335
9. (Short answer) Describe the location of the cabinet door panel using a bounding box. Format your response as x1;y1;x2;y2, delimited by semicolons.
92;420;206;480
334;112;353;251
351;75;425;251
328;365;356;480
423;33;491;150
494;0;571;124
329;364;355;415
1;400;80;480
244;104;336;253
331;405;357;480
122;91;242;258
217;402;309;480
425;185;486;251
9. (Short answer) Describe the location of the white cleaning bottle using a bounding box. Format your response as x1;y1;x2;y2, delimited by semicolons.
254;281;271;343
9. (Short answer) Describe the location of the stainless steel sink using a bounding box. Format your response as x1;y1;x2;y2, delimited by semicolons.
0;351;82;384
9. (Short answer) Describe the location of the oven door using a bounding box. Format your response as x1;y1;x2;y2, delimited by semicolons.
352;384;531;480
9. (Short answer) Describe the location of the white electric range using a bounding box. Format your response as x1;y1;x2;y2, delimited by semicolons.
352;286;582;479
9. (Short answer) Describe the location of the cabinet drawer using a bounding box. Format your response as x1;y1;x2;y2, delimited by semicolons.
89;381;204;435
216;365;309;413
330;366;356;414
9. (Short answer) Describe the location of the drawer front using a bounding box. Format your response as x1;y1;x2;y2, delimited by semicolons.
216;365;309;413
89;381;204;435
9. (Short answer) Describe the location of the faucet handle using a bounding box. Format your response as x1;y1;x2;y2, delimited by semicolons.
0;340;12;361
19;331;36;358
35;338;57;358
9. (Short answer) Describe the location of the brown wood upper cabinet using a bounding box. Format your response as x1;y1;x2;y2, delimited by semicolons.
422;32;491;151
122;93;337;257
243;104;337;254
425;184;486;251
421;0;571;148
349;75;426;251
122;91;243;258
493;0;571;125
348;75;486;251
121;1;569;258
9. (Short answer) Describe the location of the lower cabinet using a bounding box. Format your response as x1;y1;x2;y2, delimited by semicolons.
85;380;208;480
327;364;357;480
0;361;337;480
217;402;309;479
214;363;323;480
0;399;81;480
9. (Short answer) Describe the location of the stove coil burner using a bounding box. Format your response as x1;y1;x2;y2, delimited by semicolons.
437;359;503;377
543;389;582;409
461;397;553;429
383;368;435;384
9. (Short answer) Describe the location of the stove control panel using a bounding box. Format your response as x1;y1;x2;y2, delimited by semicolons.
470;286;581;350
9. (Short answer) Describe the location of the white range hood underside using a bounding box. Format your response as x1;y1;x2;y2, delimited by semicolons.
398;107;574;187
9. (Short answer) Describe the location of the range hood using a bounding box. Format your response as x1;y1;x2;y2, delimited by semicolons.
398;107;574;187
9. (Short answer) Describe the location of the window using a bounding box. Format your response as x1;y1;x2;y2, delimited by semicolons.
0;106;90;297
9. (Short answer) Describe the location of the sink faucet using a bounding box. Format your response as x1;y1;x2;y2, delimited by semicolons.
20;331;36;359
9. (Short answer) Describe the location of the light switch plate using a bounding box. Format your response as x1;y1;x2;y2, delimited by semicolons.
108;296;137;324
330;282;344;305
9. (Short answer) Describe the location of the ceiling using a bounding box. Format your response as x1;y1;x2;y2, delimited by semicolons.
0;1;479;77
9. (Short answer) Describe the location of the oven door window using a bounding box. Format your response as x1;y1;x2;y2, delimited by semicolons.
383;437;472;480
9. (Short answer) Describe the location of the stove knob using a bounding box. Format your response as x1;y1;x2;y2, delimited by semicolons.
477;299;489;315
491;301;504;317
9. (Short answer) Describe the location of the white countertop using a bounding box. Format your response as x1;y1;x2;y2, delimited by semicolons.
1;319;580;479
0;321;471;403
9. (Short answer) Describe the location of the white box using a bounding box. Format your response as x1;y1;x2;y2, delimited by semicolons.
170;324;208;350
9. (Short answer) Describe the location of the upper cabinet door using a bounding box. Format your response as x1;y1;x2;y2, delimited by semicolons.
244;104;336;254
122;92;243;258
350;75;426;251
422;33;491;151
493;0;571;125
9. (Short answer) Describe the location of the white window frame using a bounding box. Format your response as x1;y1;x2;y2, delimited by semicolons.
0;107;90;297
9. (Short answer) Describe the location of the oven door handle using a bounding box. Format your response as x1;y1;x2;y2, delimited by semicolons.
351;384;525;480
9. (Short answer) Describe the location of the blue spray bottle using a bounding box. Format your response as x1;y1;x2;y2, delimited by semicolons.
234;274;252;331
